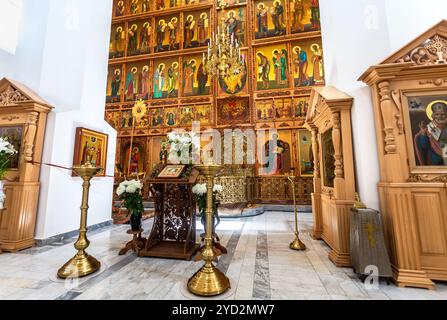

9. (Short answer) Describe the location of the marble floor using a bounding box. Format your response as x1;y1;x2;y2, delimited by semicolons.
1;211;447;300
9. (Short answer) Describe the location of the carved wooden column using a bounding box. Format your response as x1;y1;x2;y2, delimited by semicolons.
310;126;322;240
24;112;39;163
0;78;53;252
307;126;323;240
331;111;345;199
378;81;398;154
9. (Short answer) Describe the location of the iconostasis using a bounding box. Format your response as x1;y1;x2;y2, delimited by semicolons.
105;0;324;187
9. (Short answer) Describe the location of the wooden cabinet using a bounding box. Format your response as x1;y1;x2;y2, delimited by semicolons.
360;20;447;289
0;78;53;252
305;86;356;267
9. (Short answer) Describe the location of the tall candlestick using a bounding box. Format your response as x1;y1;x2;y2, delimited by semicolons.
187;165;230;297
57;164;102;279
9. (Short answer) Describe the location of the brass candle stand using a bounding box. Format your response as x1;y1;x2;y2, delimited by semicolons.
57;163;102;279
188;164;231;297
288;170;306;251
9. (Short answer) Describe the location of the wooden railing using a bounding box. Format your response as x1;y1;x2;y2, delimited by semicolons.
254;176;313;205
115;173;313;206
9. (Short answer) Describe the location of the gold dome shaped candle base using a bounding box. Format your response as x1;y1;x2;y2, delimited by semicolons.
57;252;101;279
288;172;307;252
187;263;231;297
57;163;102;280
290;233;307;251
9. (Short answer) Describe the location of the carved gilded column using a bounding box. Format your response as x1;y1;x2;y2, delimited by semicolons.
292;130;298;171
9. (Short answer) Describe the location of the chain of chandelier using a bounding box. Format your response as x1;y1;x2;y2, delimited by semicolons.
202;0;245;79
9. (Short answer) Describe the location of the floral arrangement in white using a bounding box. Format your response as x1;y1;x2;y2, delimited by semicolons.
193;183;224;227
0;137;17;210
192;183;224;196
0;137;17;156
116;179;144;218
0;190;5;207
116;179;143;196
192;183;207;196
165;131;200;165
214;184;224;193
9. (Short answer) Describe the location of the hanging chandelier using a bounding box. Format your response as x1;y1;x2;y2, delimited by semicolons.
203;0;245;79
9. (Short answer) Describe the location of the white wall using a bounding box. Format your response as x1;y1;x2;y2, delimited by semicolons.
319;0;389;210
0;0;49;90
385;0;447;51
0;0;116;239
319;0;447;210
35;0;116;239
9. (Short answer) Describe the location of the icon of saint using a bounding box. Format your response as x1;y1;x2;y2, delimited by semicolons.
256;3;269;38
153;64;166;98
414;101;447;166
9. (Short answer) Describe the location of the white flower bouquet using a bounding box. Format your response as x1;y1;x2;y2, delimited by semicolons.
116;179;143;196
0;137;17;179
193;183;224;231
116;180;144;230
0;137;17;210
165;132;200;165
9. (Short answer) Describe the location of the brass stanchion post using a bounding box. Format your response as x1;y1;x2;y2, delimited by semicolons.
289;170;306;251
188;164;231;297
57;163;102;279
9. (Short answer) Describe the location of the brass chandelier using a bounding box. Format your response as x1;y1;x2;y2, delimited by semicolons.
203;1;245;78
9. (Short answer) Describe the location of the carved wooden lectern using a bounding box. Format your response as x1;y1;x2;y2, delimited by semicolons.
0;78;53;252
140;166;200;260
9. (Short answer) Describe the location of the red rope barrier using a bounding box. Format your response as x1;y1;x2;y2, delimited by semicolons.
32;161;115;178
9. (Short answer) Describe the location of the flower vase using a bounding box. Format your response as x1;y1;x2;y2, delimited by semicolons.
200;212;215;234
0;180;5;210
130;213;142;232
